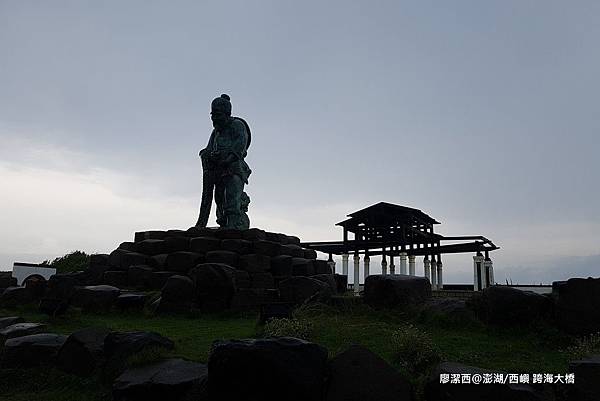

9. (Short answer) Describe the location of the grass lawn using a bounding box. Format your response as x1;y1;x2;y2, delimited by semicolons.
0;300;576;401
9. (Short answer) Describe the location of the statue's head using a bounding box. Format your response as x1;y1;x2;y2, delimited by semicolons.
211;94;232;128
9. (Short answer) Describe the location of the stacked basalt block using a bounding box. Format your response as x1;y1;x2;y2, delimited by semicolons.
90;227;335;311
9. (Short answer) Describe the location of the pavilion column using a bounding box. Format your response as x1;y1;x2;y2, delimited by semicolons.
473;252;484;291
342;253;349;276
389;255;395;275
484;256;494;287
437;259;443;289
399;252;408;275
328;254;336;274
353;252;360;295
363;254;370;280
430;255;437;290
424;256;431;281
381;253;388;276
408;255;416;276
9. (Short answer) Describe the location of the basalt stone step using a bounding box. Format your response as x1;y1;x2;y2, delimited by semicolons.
190;236;221;253
116;293;147;311
238;254;271;273
118;242;138;252
134;230;167;242
212;228;243;240
0;316;24;330
270;255;293;277
242;228;267;241
250;272;275;289
147;271;178;290
72;285;121;312
136;239;167;256
121;252;151;270
164;236;190;253
279;244;305;257
253;240;282;257
103;271;129;288
303;249;318;259
0;322;47;342
205;250;239;267
189;264;236;311
149;254;169;270
221;239;253;254
128;265;154;288
1;333;67;368
113;358;208;401
278;276;332;305
0;286;33;307
233;270;251;289
166;252;205;273
291;258;315;276
313;260;332;275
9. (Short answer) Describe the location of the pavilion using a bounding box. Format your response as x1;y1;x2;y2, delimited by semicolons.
301;202;499;294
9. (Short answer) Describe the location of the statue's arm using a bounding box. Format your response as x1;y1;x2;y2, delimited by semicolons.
219;121;247;166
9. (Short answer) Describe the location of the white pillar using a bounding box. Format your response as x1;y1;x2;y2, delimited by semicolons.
388;255;395;275
424;256;431;281
437;261;443;289
342;253;349;276
484;257;494;287
430;255;437;290
408;255;416;276
328;259;336;274
399;252;408;275
381;254;388;275
353;253;360;295
473;253;484;291
363;255;370;280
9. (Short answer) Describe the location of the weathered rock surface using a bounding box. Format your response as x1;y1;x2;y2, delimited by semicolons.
104;331;175;361
279;276;332;305
0;322;47;342
1;333;67;368
166;252;204;274
113;358;208;401
270;255;293;276
311;274;338;294
205;250;239;267
238;254;271;273
326;345;412;401
208;337;328;401
0;286;33;307
554;278;600;334
0;316;24;329
157;275;194;313
72;285;121;312
189;236;221;253
56;327;111;376
116;293;147;311
189;264;236;311
471;286;551;326
364;275;431;308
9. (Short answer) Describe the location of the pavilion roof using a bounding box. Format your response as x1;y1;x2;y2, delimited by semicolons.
336;202;440;228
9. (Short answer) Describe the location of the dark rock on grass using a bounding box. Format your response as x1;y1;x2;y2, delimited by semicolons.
470;286;551;326
0;322;47;342
221;238;252;254
311;274;338;294
1;333;67;368
136;239;167;256
167;252;205;274
421;299;475;324
189;264;236;311
258;302;294;323
189;236;221;253
252;240;282;257
39;297;69;316
313;260;332;275
208;337;328;401
72;285;121;312
554;277;600;334
333;274;348;293
238;254;270;273
157;275;194;314
568;355;600;401
113;358;208;401
45;273;81;300
364;275;431;309
116;293;147;311
56;327;111;377
0;316;24;330
326;344;412;401
278;276;332;305
205;250;239;267
0;286;33;307
103;270;128;288
270;255;293;276
230;289;279;311
104;331;175;376
424;362;546;401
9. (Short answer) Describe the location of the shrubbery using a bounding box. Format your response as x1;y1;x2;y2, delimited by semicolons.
565;331;600;360
391;324;441;374
42;250;90;274
263;318;313;341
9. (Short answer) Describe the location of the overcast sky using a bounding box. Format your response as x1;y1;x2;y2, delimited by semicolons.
1;1;599;284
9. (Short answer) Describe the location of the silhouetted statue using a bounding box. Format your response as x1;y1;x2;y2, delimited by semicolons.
196;94;251;229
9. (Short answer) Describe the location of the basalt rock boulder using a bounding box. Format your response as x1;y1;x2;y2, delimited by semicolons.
568;355;600;401
238;254;270;273
72;285;121;312
311;274;338;294
189;264;236;311
104;331;175;374
291;258;315;276
45;273;80;300
471;286;552;326
208;337;328;401
147;271;178;290
0;286;33;307
109;249;131;270
164;236;190;253
0;322;47;342
39;297;69;316
253;240;282;257
326;345;412;401
56;327;111;376
1;333;67;368
121;252;151;270
233;270;251;289
116;293;147;311
136;239;167;256
221;239;252;254
213;228;243;240
278;276;332;305
135;230;167;242
554;278;600;334
313;260;332;275
424;362;547;401
270;255;293;277
333;274;348;293
103;271;129;288
128;265;154;288
149;254;169;270
205;250;239;267
113;358;208;401
190;236;221;253
0;272;17;288
157;275;195;313
364;275;431;309
242;228;267;241
0;316;24;330
280;244;305;258
167;252;205;274
250;272;275;289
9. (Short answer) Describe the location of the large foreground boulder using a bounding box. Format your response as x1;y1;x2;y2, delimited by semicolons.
1;333;67;368
113;358;208;401
364;275;431;308
424;362;546;401
326;345;412;401
471;286;552;326
554;278;600;334
71;285;121;312
56;327;111;377
278;276;332;305
208;337;328;401
568;355;600;401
